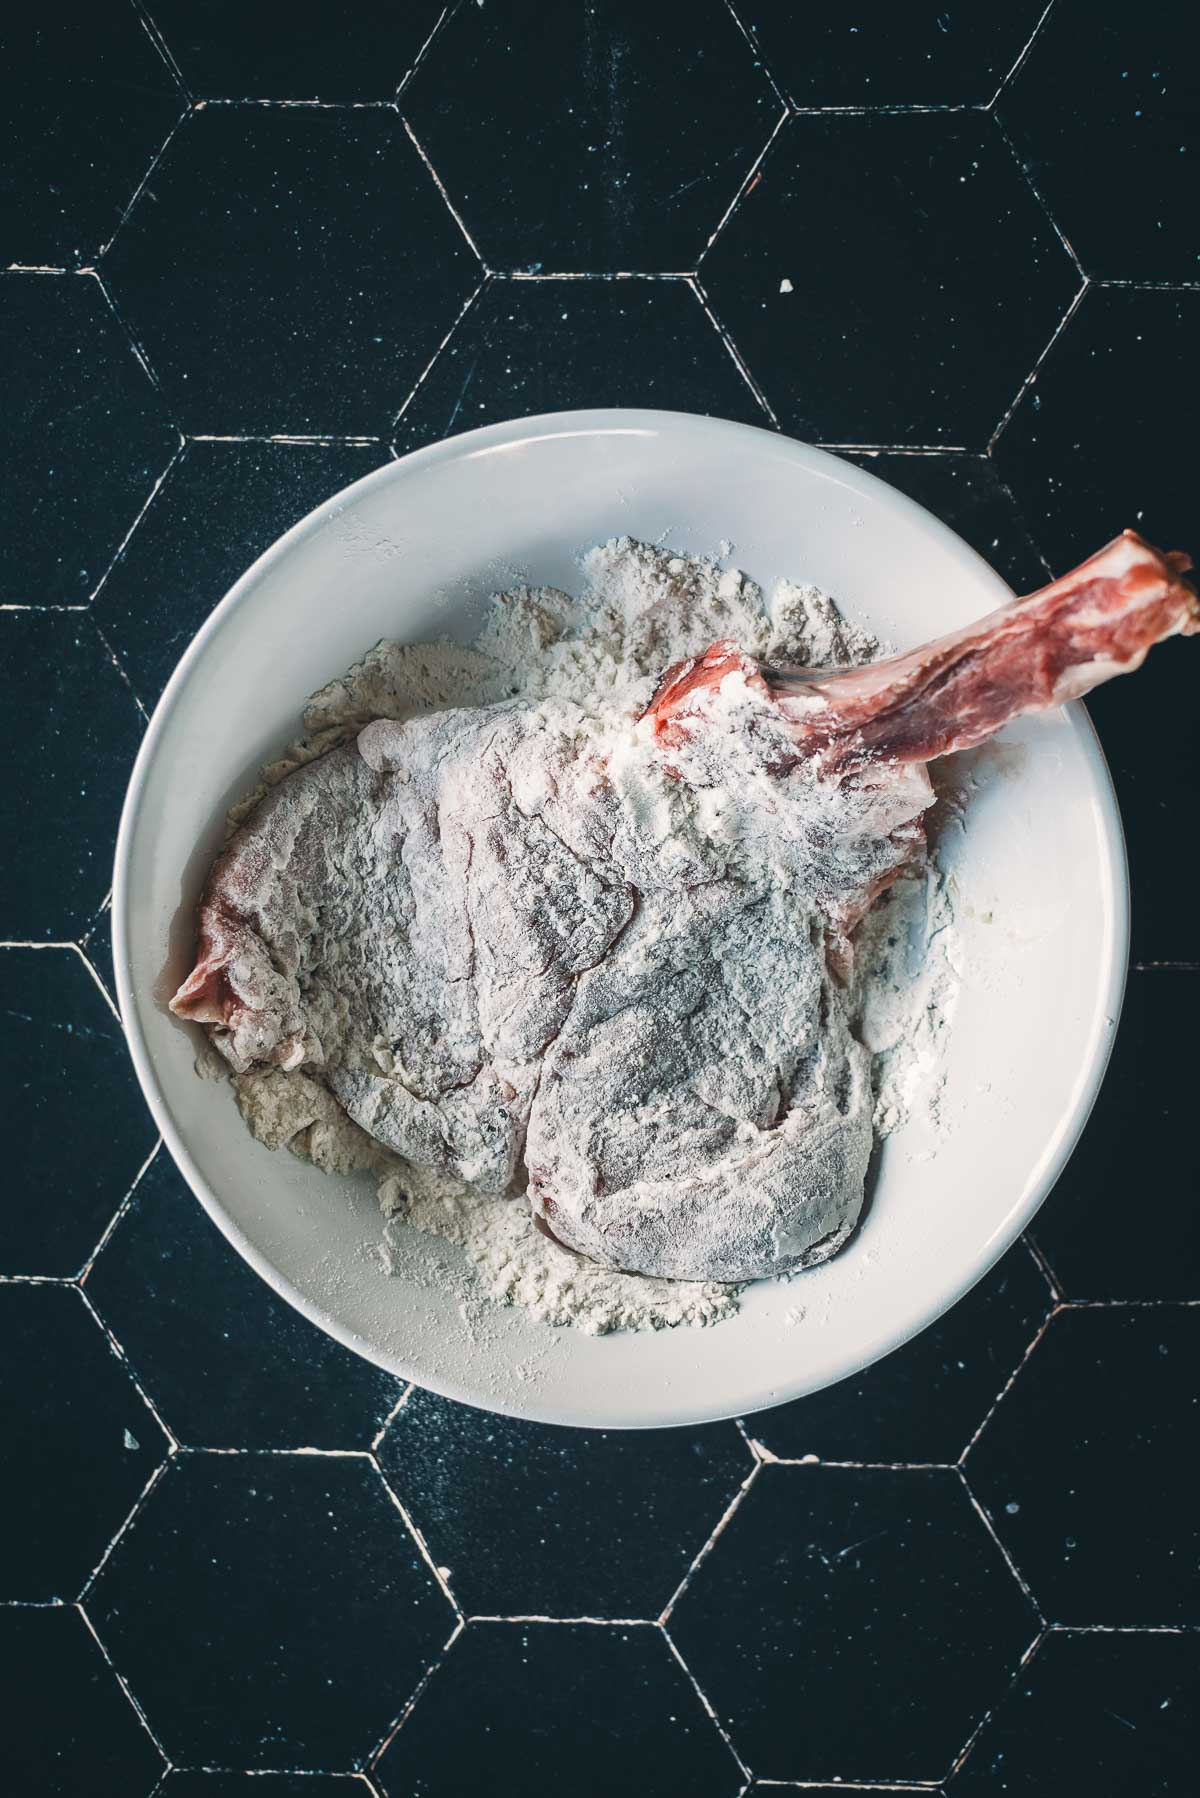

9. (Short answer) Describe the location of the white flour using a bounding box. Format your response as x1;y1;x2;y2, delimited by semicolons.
230;538;958;1334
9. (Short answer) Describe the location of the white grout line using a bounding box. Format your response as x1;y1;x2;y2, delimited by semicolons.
943;1625;1045;1782
986;278;1089;453
698;105;790;265
958;1307;1056;1464
77;1456;174;1605
389;275;489;437
200;98;398;109
4;262;69;274
399;116;488;265
187;432;384;445
986;0;1058;110
985;460;1055;580
96;105;191;261
367;1616;465;1766
1058;1296;1200;1309
0;602;90;612
85;265;178;409
1049;1621;1200;1634
817;441;974;454
1021;1230;1063;1301
370;1382;415;1452
1094;277;1200;293
991;111;1085;280
79;1136;163;1278
77;1600;172;1763
91;613;151;724
659;1459;760;1624
77;1283;182;1454
132;0;192;98
688;276;778;425
396;3;454;102
500;268;695;281
791;103;985;115
955;1466;1045;1625
721;2;790;113
370;1456;464;1621
88;437;186;608
661;1623;752;1783
75;938;120;1023
465;1614;658;1627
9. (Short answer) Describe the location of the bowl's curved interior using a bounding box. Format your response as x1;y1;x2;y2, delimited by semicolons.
114;410;1126;1428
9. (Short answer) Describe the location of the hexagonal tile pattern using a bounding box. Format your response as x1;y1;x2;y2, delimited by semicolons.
395;277;765;450
741;0;1048;107
105;108;478;434
404;0;779;271
1031;972;1200;1300
0;613;144;939
0;1606;164;1796
380;1390;747;1618
375;1623;741;1797
995;287;1200;961
669;1466;1036;1782
999;1;1200;281
841;452;1049;593
1;272;178;605
748;1243;1051;1466
702;113;1079;446
87;1149;403;1450
0;947;154;1276
88;1454;451;1768
1;16;182;265
0;1284;168;1601
953;1628;1200;1794
965;1307;1200;1624
94;439;389;710
150;0;445;100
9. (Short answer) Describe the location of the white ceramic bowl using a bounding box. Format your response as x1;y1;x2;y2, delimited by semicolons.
113;410;1128;1429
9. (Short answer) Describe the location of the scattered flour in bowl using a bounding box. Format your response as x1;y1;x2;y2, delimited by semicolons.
226;538;959;1334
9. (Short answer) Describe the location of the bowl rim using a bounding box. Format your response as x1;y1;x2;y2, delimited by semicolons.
112;407;1130;1427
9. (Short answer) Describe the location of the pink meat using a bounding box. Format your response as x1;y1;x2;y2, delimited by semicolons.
644;530;1198;769
171;529;1197;1283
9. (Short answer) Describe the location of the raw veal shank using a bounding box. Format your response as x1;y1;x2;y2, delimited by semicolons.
173;531;1196;1282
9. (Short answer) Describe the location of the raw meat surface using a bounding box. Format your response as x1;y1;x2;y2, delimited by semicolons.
173;532;1196;1282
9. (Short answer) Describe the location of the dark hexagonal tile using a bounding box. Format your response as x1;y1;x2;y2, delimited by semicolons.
395;277;765;450
1031;972;1200;1301
993;286;1200;962
0;612;144;939
702;114;1079;446
999;1;1200;282
740;0;1048;107
105;108;478;434
88;1454;452;1768
0;1285;168;1602
95;439;389;711
0;16;183;265
150;0;445;100
379;1390;748;1618
994;288;1198;570
840;452;1049;593
375;1623;740;1797
403;0;779;271
0;1606;164;1797
952;1628;1200;1795
1;947;155;1277
1;272;178;605
87;1149;403;1450
166;1779;365;1797
747;1243;1052;1466
669;1466;1036;1782
965;1307;1200;1624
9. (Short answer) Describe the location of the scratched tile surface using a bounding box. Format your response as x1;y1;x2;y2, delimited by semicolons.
2;2;1196;1791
